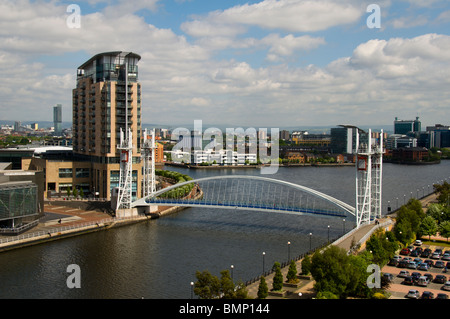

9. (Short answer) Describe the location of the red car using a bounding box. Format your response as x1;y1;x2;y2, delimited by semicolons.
400;248;410;255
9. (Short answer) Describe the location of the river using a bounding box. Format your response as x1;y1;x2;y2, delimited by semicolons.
0;161;448;298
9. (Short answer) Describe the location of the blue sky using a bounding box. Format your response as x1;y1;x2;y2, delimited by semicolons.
1;0;450;129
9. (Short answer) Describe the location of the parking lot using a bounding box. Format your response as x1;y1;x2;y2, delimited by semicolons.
381;242;450;299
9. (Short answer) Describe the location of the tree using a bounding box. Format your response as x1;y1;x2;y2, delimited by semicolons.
272;262;283;291
301;255;312;275
439;221;450;242
194;270;221;299
419;216;438;240
311;246;364;298
219;270;235;299
286;260;299;284
257;276;268;299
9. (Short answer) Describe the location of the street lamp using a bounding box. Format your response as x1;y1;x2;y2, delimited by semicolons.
327;225;330;242
230;265;234;281
190;282;194;299
262;252;265;275
287;241;291;262
309;233;312;251
343;219;346;235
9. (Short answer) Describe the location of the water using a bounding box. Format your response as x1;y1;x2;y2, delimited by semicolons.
0;162;448;298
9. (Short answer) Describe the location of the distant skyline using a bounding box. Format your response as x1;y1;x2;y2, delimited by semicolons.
0;0;449;129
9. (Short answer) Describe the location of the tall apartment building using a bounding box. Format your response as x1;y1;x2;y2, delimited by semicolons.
72;51;143;200
53;104;62;136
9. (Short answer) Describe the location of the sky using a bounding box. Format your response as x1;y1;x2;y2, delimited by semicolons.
0;0;450;129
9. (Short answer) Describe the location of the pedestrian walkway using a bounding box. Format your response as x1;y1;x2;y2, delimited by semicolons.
245;217;393;299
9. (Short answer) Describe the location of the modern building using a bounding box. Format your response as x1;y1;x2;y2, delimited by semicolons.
0;162;44;233
53;104;62;136
72;51;143;200
330;125;361;154
394;117;421;135
426;124;450;148
291;131;331;147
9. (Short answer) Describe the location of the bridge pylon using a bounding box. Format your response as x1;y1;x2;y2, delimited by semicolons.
355;128;384;228
142;128;158;213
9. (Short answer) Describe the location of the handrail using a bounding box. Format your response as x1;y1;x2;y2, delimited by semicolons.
0;215;146;245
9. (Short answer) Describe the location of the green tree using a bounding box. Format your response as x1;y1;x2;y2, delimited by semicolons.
311;246;364;299
194;270;221;299
393;219;414;245
286;260;299;284
272;263;283;291
257;276;268;299
301;255;312;275
439;220;450;242
219;270;235;299
420;216;438;240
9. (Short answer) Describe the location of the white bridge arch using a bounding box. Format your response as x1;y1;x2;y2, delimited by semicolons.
132;175;355;219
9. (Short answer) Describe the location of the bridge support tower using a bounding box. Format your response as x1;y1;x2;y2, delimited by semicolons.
355;128;384;228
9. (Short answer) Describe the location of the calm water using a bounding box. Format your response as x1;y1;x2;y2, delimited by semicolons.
0;161;449;298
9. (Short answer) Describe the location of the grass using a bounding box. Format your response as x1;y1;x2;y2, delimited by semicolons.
420;239;450;248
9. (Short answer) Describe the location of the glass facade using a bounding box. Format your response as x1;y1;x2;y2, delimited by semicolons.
0;183;38;221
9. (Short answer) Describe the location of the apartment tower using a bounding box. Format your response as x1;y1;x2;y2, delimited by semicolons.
72;51;142;200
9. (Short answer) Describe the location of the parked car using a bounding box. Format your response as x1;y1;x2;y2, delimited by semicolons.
388;259;399;267
392;255;402;261
418;263;429;271
410;250;420;257
443;253;450;261
436;293;449;299
398;260;408;268
414;239;423;246
434;260;445;268
382;273;394;283
417;276;429;287
398;270;410;278
424;273;434;282
424;259;434;267
400;248;411;255
406;289;420;299
407;261;418;269
403;276;414;285
421;291;435;299
421;248;432;258
433;275;447;284
431;252;441;260
434;248;443;255
413;258;422;265
443;281;450;291
411;272;421;283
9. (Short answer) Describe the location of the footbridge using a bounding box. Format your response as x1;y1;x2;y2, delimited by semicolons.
132;175;355;219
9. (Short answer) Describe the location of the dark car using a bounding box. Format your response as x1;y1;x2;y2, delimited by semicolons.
424;273;434;282
403;276;414;285
421;291;435;299
434;261;445;268
382;273;394;283
410;250;420;257
411;272;421;282
388;259;399;267
436;293;449;299
398;260;408;268
434;275;447;284
424;259;434;267
421;249;432;258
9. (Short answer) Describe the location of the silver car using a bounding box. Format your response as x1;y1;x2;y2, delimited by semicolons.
406;289;420;299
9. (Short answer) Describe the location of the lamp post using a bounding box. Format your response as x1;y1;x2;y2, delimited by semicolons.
262;252;265;275
287;241;291;262
190;282;194;299
342;219;346;235
231;265;234;281
327;225;330;243
309;233;312;251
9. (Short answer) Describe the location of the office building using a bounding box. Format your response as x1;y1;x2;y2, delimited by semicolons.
53;104;62;136
394;117;421;135
330;125;360;154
